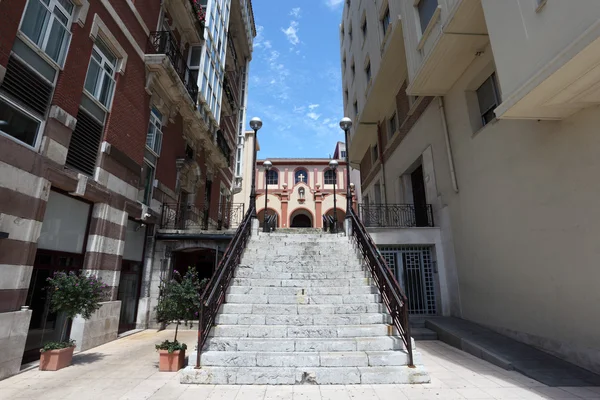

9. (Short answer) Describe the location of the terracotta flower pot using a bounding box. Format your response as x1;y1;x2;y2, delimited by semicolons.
158;349;185;372
39;346;75;371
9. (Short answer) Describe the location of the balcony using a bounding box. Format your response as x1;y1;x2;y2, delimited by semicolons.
160;202;245;231
163;0;206;45
216;130;231;166
406;0;489;96
348;15;406;162
145;31;198;105
222;76;237;113
358;204;434;228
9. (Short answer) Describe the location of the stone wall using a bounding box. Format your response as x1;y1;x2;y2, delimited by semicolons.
70;301;121;352
0;309;31;380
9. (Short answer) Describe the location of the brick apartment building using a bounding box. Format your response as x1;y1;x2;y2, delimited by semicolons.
0;0;255;379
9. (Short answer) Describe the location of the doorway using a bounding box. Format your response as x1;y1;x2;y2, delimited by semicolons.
291;214;312;228
117;260;142;333
411;165;429;227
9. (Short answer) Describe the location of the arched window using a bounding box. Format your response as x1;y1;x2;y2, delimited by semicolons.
324;169;337;185
295;169;308;185
298;187;305;199
266;169;278;185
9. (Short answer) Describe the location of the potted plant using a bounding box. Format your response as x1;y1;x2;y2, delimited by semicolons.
155;266;208;372
40;271;108;371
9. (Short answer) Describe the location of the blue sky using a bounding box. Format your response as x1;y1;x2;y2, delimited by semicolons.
246;0;345;159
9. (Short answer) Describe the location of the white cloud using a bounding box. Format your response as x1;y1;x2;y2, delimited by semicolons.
324;0;344;10
307;112;321;120
254;25;266;48
263;40;272;49
282;21;300;46
290;7;301;18
308;104;320;110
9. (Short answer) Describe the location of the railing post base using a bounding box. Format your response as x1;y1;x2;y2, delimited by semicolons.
344;217;352;237
250;217;260;236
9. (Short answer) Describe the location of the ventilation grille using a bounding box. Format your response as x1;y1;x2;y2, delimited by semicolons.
1;56;53;116
66;109;103;176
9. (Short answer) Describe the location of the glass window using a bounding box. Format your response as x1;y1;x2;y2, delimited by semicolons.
389;113;397;137
381;7;391;36
361;19;367;38
0;97;41;147
146;108;163;155
266;170;278;185
140;160;155;206
365;61;371;82
341;150;347;158
295;169;308;185
418;0;438;33
353;100;358;116
477;73;500;126
84;40;117;109
372;144;379;161
20;0;74;66
324;169;337;185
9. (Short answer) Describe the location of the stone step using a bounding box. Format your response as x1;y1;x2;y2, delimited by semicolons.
236;266;364;275
227;285;377;295
208;324;391;338
219;303;387;315
411;327;439;341
231;278;373;287
180;365;430;385
214;313;391;326
202;336;407;352
240;259;362;267
197;350;418;367
233;271;369;279
224;293;381;305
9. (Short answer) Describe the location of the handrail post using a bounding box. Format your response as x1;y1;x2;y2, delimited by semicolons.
196;302;204;369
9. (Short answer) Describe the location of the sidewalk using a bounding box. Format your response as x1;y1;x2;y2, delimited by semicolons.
0;329;598;399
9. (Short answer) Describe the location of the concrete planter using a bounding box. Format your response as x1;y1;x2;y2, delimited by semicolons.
39;346;75;371
158;350;185;372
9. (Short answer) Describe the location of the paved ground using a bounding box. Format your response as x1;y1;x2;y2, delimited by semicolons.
1;330;599;400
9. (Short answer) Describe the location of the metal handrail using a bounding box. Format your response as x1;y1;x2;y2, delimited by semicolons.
196;207;254;368
160;203;244;230
348;207;414;366
358;203;434;228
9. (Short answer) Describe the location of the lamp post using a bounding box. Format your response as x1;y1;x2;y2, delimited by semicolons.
262;160;272;232
339;117;353;219
249;117;263;217
329;159;339;233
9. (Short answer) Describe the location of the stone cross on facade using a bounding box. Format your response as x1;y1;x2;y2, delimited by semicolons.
298;173;305;183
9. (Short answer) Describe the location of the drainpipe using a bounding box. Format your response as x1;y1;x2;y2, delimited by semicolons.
438;97;459;193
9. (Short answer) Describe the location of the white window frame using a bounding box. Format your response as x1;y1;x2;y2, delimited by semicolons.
266;169;278;185
146;108;163;156
18;0;75;68
84;40;118;110
476;73;501;127
140;159;156;206
324;169;337;185
0;94;44;150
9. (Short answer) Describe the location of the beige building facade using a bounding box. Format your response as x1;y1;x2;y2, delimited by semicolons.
341;0;600;374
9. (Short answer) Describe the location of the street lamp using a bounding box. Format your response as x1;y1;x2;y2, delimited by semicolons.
339;117;353;219
329;159;339;233
249;117;263;217
262;160;272;232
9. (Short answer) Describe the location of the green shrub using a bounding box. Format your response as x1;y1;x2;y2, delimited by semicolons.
40;340;76;353
155;339;188;354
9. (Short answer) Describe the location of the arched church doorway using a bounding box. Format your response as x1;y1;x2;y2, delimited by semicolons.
291;214;312;228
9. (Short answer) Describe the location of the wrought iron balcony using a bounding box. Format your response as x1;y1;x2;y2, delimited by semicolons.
160;202;245;230
188;0;207;31
358;204;434;228
216;130;231;165
223;77;236;112
146;31;198;103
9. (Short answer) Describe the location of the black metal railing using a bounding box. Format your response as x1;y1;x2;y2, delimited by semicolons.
196;206;254;367
348;207;414;366
222;77;236;111
160;203;244;230
188;0;207;33
322;215;343;233
216;130;231;164
147;31;199;103
358;204;434;228
265;214;277;232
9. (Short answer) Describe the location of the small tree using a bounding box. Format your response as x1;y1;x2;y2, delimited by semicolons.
155;267;208;350
43;271;109;350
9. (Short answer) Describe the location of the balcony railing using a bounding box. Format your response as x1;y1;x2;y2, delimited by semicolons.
160;202;245;230
358;204;434;228
188;0;207;30
223;77;236;112
216;130;231;165
147;31;198;103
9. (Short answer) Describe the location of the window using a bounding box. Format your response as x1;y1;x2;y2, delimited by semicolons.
341;150;347;158
20;0;74;66
140;160;155;206
295;169;308;185
353;100;358;116
266;169;278;185
84;40;117;109
344;89;349;104
389;113;397;137
343;55;346;71
372;143;379;161
365;61;371;82
188;46;202;88
417;0;438;33
535;0;547;12
324;169;337;185
0;97;41;147
381;7;391;36
146;108;163;156
361;18;367;39
349;25;353;42
476;73;500;126
351;62;355;79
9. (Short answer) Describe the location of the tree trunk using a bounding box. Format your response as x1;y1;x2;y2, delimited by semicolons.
174;322;179;342
61;316;70;343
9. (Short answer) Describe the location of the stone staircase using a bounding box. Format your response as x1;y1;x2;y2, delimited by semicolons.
181;232;430;385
